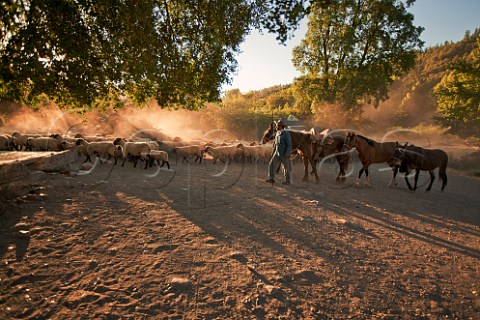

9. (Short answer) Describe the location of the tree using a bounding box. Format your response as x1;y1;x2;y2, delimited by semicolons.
292;0;423;112
434;39;480;137
0;0;331;109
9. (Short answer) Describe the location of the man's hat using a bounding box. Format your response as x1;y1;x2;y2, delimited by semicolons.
276;119;286;127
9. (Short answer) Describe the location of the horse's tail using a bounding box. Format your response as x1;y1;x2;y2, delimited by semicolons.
439;151;448;191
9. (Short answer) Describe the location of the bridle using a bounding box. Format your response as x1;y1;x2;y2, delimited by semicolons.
262;123;277;144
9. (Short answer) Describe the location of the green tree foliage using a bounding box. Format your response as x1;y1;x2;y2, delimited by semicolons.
0;0;253;108
292;0;423;111
434;39;480;137
0;0;331;109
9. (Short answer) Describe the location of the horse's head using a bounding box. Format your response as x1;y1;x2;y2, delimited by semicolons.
392;141;408;166
261;122;277;144
311;129;335;161
344;131;357;149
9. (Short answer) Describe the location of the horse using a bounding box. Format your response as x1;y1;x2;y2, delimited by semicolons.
393;142;448;192
261;121;319;182
312;135;350;183
344;132;399;187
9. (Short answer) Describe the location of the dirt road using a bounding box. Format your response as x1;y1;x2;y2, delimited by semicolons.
1;159;479;319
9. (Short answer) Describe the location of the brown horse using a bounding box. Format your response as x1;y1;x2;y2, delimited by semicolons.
344;132;398;187
393;142;448;192
261;122;319;182
313;135;350;183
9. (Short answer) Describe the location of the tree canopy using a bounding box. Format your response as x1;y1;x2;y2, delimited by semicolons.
292;0;423;111
0;0;328;109
435;39;480;137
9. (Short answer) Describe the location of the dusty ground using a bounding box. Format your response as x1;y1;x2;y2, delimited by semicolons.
0;158;479;319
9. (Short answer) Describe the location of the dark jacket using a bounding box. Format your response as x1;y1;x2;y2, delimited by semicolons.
273;130;293;157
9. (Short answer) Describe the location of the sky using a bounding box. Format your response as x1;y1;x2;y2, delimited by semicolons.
223;0;480;94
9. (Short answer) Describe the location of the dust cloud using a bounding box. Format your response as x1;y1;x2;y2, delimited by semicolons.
0;101;225;142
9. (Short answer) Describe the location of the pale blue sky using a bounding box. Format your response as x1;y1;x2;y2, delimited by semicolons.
224;0;480;94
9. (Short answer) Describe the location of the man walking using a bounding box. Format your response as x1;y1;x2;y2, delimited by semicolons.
265;120;293;185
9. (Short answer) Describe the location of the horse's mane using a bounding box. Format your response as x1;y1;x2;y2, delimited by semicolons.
286;129;313;139
356;134;376;145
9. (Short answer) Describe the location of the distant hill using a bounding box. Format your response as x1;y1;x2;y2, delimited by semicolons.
364;28;480;128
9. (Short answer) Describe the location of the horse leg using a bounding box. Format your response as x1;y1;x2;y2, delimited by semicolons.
308;156;319;183
336;170;342;183
340;154;349;183
404;169;413;190
426;170;435;192
335;155;343;183
364;167;372;187
413;169;420;191
310;159;317;175
301;156;309;182
440;170;447;191
355;167;364;186
388;166;399;187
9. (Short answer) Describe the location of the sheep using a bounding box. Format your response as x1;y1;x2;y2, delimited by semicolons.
238;144;265;163
141;150;170;170
146;141;159;151
3;134;17;151
0;134;11;151
76;138;119;164
60;140;76;150
157;140;184;155
76;144;89;159
128;138;159;151
74;133;107;142
173;145;203;164
203;145;243;164
113;137;151;167
11;132;41;150
26;137;63;151
114;145;124;162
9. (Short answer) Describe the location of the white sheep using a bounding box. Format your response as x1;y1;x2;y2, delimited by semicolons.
26;137;63;151
146;141;159;151
141;150;170;169
173;145;203;164
74;133;107;142
11;132;41;151
203;145;243;164
76;138;120;164
113;137;151;167
261;144;274;163
238;145;265;163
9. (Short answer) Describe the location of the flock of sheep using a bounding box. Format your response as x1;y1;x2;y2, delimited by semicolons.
0;131;275;170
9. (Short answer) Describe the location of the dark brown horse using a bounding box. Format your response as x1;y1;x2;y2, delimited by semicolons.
313;135;350;183
261;122;319;182
393;142;448;192
344;132;398;187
